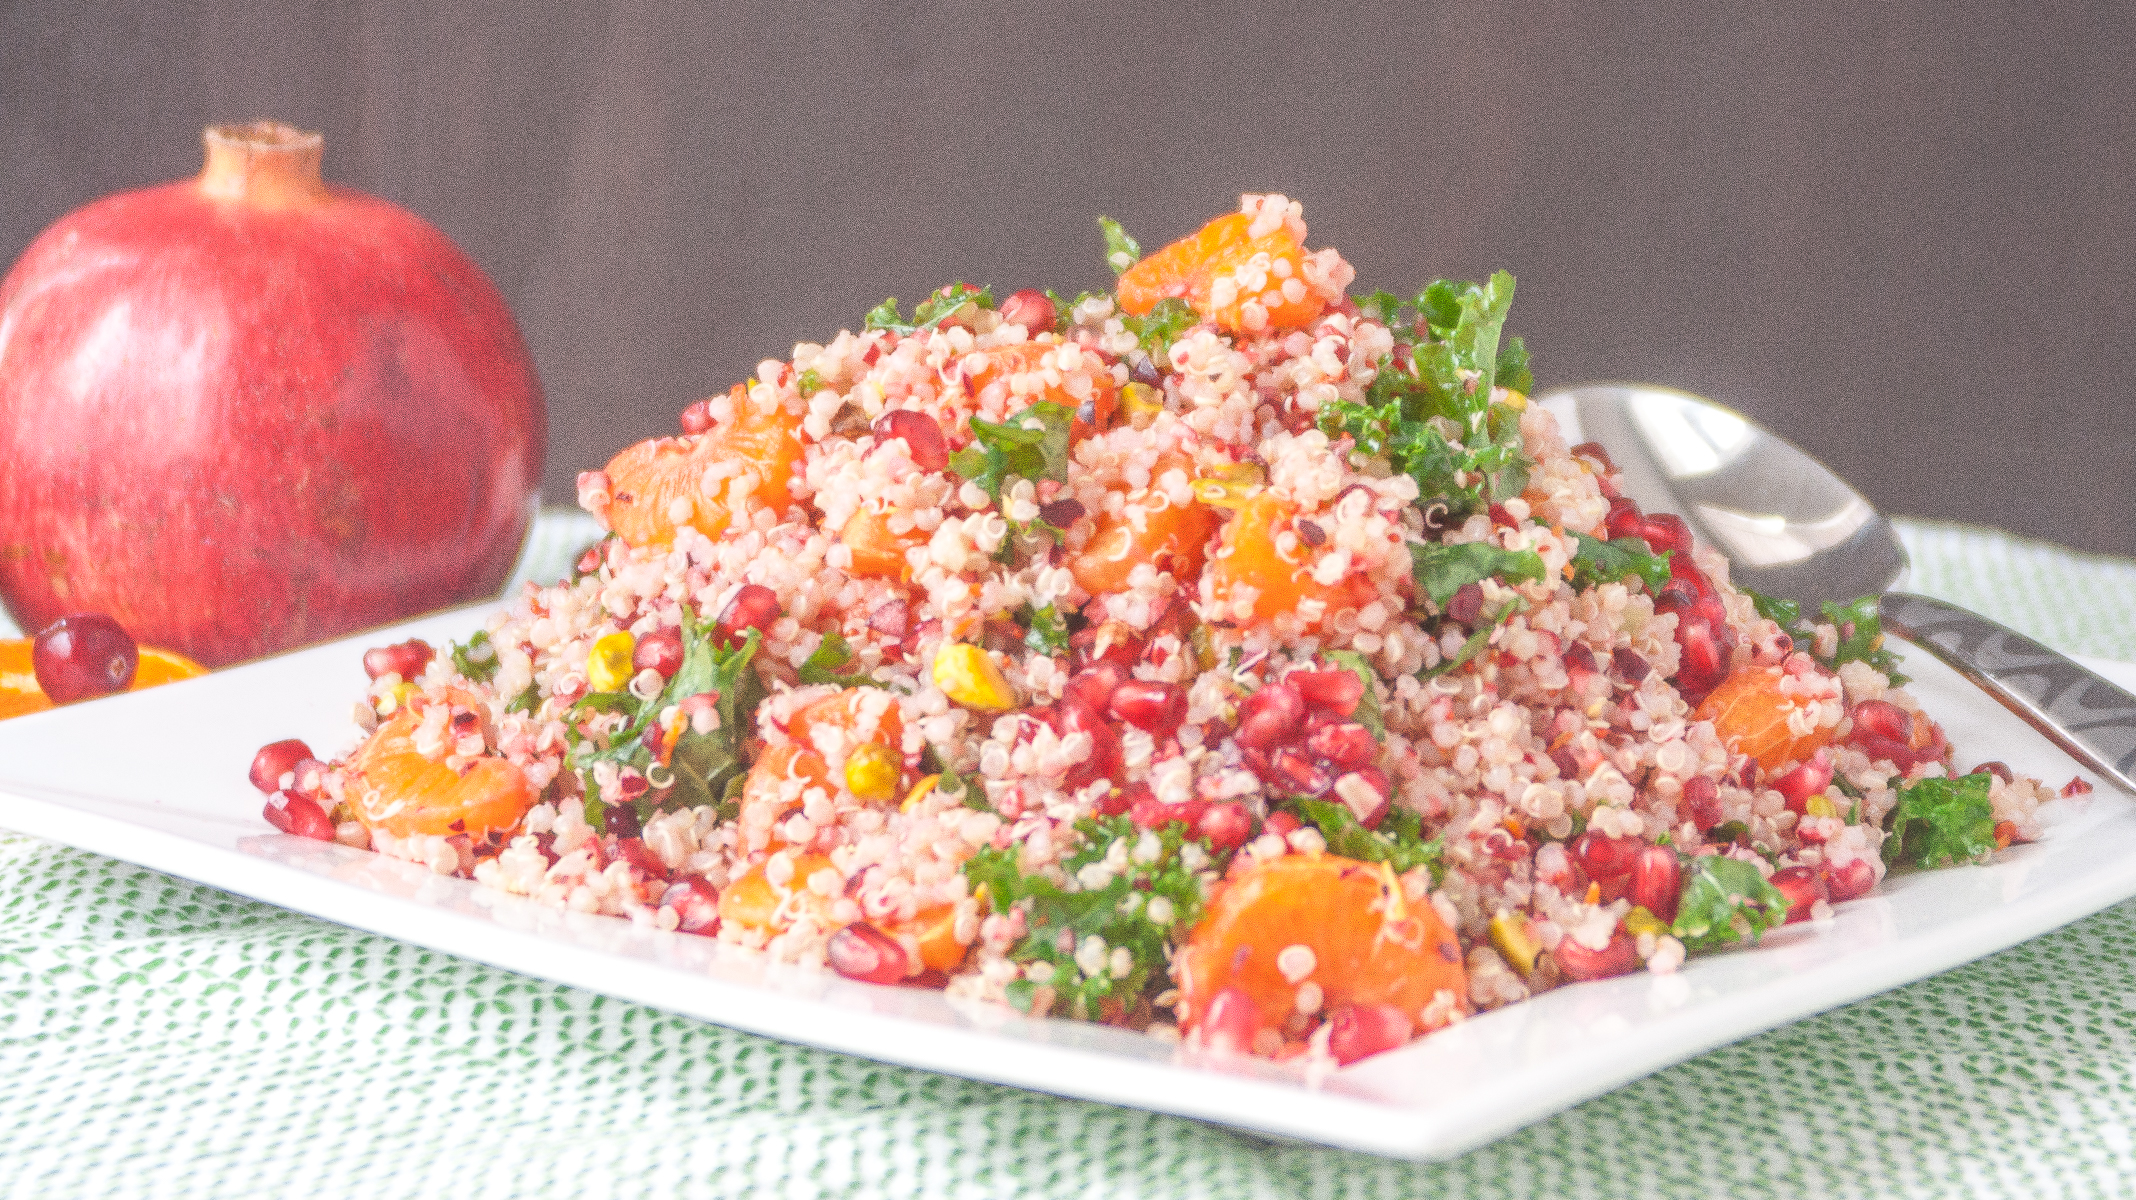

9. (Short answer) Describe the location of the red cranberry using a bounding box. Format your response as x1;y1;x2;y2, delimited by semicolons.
1627;846;1683;923
1110;680;1187;737
718;584;781;644
1682;775;1723;830
361;638;434;683
680;398;714;434
999;288;1058;334
1307;722;1377;770
1549;747;1581;782
249;739;315;794
604;801;642;839
1235;681;1306;750
1612;647;1651;683
827;922;909;985
1570;831;1640;881
872;409;949;472
1198;987;1262;1054
1443;582;1486;628
1325;1002;1416;1066
263;792;336;841
1823;858;1877;904
1038;498;1086;528
661;877;721;934
1563;642;1600;677
633;627;685;678
30;613;139;704
1769;865;1824;923
1197;802;1254;850
612;835;667;881
1773;751;1835;815
1556;927;1640;981
1288;668;1364;717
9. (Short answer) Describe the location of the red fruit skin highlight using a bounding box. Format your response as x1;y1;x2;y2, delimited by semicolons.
0;122;544;667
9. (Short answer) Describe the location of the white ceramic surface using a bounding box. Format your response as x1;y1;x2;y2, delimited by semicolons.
0;606;2129;1160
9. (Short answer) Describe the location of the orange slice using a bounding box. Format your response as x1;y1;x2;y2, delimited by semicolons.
0;640;208;721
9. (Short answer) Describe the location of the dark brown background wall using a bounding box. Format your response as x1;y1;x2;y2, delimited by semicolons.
5;1;2131;553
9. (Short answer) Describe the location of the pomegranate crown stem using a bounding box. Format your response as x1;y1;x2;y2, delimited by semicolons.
199;121;326;209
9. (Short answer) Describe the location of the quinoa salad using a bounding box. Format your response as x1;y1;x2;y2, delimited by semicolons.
249;194;2076;1070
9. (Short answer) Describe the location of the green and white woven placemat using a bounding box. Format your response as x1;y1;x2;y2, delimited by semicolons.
6;514;2136;1199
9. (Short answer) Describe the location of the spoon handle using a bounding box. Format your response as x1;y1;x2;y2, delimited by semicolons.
1879;592;2136;795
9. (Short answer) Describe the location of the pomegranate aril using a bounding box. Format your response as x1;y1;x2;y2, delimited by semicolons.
1268;748;1331;796
1263;810;1302;839
827;922;909;985
249;738;315;794
1096;785;1135;817
1823;857;1877;904
361;637;434;683
1570;831;1639;880
1070;622;1145;669
1129;793;1172;830
263;792;336;841
1682;775;1723;830
1288;668;1364;717
662;877;721;933
1110;680;1187;737
604;801;642;839
1197;801;1253;850
1163;798;1209;829
869;600;911;639
1769;865;1823;923
1773;750;1836;815
1627;846;1683;923
680;398;714;434
1639;512;1694;557
1332;767;1393;828
718;584;781;644
1672;615;1733;705
32;613;139;703
998;288;1057;334
633;627;685;677
1324;1002;1415;1066
613;835;667;881
1605;496;1645;542
872;409;949;472
1198;986;1262;1054
1234;682;1306;750
1570;441;1618;475
1556;927;1640;981
1306;721;1377;769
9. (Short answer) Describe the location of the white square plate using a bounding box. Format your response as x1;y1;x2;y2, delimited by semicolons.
0;608;2129;1160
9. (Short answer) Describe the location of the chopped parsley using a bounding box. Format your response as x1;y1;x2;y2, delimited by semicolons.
449;630;499;684
1568;533;1673;593
1019;604;1072;658
1422;596;1528;679
1670;854;1792;952
1884;772;1997;869
1121;297;1198;362
1411;541;1548;609
949;401;1076;543
1746;589;1909;684
795;368;826;398
797;629;877;688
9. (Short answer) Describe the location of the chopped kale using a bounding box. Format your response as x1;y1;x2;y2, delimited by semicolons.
949;400;1076;508
1568;533;1673;594
1280;798;1442;879
795;368;826;398
1411;540;1548;609
863;283;995;335
1098;217;1141;275
1743;588;1909;685
1020;604;1072;658
797;629;878;688
1421;597;1528;679
1121;297;1199;362
1671;854;1792;953
1884;772;1997;869
449;630;499;684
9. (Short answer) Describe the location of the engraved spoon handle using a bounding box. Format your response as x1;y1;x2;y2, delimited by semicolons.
1880;592;2136;795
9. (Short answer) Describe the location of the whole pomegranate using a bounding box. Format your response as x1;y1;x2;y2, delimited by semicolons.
0;122;544;666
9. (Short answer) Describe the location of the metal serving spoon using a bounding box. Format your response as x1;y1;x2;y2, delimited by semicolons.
1535;381;2136;796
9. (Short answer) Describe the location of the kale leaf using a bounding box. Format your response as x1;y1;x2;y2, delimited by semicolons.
1671;854;1792;953
1743;588;1909;685
1121;297;1198;362
864;283;995;335
1411;540;1548;609
1021;604;1072;657
798;629;878;688
1280;798;1442;879
450;630;499;684
1098;217;1141;275
949;400;1076;508
1421;597;1528;679
1568;532;1673;593
1884;772;1996;869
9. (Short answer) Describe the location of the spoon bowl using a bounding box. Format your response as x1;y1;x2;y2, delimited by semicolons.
1535;382;1907;609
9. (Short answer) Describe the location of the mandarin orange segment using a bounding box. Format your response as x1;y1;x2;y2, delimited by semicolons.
346;707;535;838
786;686;904;753
1177;854;1466;1035
1202;492;1375;628
718;852;838;933
891;903;970;973
840;504;925;580
1069;484;1222;596
1693;666;1838;772
741;741;833;813
0;638;208;721
1116;209;1325;334
961;342;1117;435
602;383;806;549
